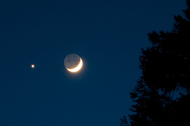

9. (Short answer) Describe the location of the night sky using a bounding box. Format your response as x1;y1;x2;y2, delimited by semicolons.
0;0;186;126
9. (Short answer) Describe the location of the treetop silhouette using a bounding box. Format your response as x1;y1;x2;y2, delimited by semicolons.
121;0;190;126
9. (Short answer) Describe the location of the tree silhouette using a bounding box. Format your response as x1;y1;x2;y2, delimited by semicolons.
120;116;129;126
122;0;190;126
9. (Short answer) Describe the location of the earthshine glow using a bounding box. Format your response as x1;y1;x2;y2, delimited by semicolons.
66;58;83;72
64;54;83;73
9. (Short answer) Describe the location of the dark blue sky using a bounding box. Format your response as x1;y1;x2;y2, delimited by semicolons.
0;0;186;126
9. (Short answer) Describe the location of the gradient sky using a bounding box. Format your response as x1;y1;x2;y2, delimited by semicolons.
0;0;186;126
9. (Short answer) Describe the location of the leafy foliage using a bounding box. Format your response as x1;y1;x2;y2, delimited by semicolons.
120;116;129;126
122;0;190;126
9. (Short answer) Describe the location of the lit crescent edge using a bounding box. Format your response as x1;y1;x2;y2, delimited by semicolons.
66;58;83;72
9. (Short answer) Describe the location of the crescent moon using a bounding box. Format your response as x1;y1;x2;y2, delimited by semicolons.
66;58;83;72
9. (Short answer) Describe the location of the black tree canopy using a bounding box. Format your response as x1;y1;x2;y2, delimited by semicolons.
122;0;190;126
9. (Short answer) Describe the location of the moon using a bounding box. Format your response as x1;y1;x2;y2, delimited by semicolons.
64;54;83;73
